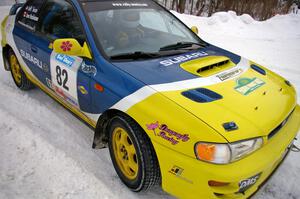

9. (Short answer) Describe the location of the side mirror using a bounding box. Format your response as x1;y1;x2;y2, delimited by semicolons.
191;26;199;34
53;38;92;59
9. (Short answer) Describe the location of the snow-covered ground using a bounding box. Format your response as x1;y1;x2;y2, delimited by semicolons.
0;6;299;199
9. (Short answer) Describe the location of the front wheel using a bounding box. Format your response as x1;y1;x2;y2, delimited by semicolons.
108;115;161;192
8;49;34;90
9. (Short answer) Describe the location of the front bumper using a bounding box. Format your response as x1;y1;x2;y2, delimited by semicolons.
153;105;300;199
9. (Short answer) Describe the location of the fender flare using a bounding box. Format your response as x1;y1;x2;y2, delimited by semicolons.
93;109;128;149
92;109;152;150
2;44;12;71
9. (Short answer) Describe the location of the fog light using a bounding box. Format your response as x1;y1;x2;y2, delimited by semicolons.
208;180;230;187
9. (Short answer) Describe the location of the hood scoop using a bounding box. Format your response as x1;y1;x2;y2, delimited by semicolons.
182;88;223;103
180;56;235;77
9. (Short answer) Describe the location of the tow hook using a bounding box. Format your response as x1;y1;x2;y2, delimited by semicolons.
290;138;300;152
291;144;300;152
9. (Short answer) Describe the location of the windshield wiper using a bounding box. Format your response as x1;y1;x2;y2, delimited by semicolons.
159;42;206;52
110;51;161;60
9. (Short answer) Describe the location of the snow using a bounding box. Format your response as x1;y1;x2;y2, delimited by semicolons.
0;5;299;199
173;10;300;105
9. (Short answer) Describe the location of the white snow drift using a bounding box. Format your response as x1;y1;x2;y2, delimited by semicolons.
0;6;300;199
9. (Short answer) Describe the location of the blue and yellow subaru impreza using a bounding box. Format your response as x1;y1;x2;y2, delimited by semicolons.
1;0;300;198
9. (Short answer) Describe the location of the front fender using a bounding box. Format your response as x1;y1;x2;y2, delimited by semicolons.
125;91;226;159
125;91;227;197
1;15;9;48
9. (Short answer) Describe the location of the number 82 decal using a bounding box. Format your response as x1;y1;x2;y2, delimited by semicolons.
56;65;69;91
50;52;82;107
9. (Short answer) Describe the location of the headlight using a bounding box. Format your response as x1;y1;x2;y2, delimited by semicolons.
195;137;263;164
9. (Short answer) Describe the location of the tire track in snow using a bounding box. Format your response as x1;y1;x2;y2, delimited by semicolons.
0;108;118;199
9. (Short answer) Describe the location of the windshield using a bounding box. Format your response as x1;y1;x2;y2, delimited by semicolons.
82;0;206;59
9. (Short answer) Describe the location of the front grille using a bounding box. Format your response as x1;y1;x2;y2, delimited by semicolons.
268;109;295;139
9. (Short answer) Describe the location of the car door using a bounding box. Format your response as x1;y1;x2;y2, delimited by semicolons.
26;0;93;111
13;0;48;85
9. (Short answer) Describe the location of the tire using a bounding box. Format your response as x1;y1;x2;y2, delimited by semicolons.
108;115;161;192
8;49;34;90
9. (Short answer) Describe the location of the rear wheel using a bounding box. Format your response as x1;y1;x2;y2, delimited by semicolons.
8;49;34;90
108;115;160;192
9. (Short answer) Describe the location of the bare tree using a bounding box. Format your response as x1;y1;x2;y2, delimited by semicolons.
179;0;186;13
157;0;294;20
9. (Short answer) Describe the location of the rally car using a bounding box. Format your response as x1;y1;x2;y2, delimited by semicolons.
1;0;300;198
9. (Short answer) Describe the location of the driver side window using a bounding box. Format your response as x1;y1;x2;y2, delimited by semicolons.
37;0;85;43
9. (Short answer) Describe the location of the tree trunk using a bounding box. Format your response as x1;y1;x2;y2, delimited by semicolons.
161;0;295;20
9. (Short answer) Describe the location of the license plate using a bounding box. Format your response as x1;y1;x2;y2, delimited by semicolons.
239;173;261;193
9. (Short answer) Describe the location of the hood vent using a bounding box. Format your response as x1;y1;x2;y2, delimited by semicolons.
182;88;223;103
180;56;235;77
285;80;292;87
251;64;266;75
197;59;229;73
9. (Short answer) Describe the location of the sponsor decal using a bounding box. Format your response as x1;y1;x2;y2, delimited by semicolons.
239;173;261;193
53;85;78;107
112;3;148;7
54;85;66;98
23;11;39;21
234;77;265;96
222;122;238;131
217;68;243;81
25;6;38;13
78;85;88;95
66;97;78;107
46;78;78;107
20;49;43;69
60;41;73;52
42;63;49;72
146;121;190;145
81;62;97;76
46;78;53;89
23;6;39;21
159;51;208;67
55;54;75;67
169;166;193;184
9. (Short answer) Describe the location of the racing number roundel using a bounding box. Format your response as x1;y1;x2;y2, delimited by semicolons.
50;52;83;107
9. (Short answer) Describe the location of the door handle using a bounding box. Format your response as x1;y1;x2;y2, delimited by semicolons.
31;45;38;53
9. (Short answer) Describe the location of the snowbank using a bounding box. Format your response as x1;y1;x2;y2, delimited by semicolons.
0;6;299;199
173;11;300;106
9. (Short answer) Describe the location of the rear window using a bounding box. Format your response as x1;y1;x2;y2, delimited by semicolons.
17;0;45;31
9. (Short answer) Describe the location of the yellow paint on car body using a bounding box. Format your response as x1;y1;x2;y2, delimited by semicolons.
125;65;300;198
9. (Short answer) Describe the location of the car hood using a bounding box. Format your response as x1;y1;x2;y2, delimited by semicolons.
113;45;297;142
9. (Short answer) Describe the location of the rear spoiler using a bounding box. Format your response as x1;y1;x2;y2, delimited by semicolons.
9;3;24;15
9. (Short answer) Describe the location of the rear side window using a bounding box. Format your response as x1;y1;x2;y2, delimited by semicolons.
17;0;45;31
